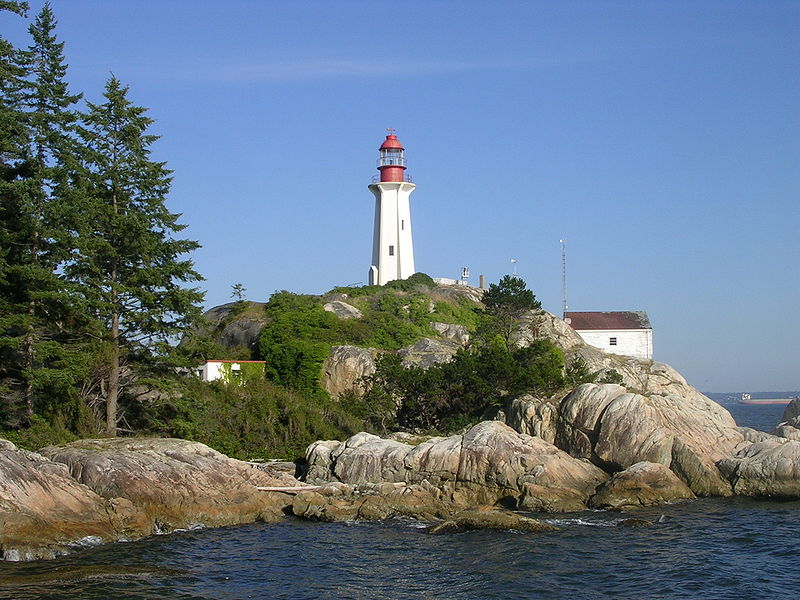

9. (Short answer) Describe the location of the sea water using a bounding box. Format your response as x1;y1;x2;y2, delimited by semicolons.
0;402;795;600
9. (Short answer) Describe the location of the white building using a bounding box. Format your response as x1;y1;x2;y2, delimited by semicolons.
195;360;266;383
368;132;416;286
564;311;653;360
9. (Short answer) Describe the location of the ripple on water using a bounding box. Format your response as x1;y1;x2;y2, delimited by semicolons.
0;498;799;599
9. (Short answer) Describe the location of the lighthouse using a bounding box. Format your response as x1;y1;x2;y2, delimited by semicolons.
368;132;416;286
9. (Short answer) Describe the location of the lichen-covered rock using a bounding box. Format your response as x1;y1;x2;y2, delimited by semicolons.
39;438;301;532
321;345;377;399
305;421;607;512
398;337;460;369
323;300;363;320
588;462;695;509
428;508;559;534
717;440;800;498
0;440;150;561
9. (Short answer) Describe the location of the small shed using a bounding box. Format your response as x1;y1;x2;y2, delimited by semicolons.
195;360;266;384
564;311;653;360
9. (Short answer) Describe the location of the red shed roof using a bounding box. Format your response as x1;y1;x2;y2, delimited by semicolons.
564;311;651;331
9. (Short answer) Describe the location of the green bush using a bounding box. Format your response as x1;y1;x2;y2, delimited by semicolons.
363;338;565;433
0;415;79;451
151;378;363;460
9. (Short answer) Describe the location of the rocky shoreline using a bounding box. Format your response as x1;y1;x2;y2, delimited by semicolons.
1;391;799;561
2;310;797;561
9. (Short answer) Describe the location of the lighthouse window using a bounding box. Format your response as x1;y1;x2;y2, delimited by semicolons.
609;337;617;346
389;245;395;256
401;220;404;230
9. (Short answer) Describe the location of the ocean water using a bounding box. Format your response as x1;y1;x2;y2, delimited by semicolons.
0;402;795;600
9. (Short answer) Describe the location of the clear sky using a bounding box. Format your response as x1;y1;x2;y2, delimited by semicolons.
4;1;798;392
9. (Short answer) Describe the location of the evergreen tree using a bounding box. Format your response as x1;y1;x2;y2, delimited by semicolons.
68;76;204;435
479;275;542;348
0;1;38;424
0;1;88;425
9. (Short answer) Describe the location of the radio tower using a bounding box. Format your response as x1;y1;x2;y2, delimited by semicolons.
560;239;568;319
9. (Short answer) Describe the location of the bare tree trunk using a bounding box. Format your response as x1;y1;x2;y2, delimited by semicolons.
106;310;119;436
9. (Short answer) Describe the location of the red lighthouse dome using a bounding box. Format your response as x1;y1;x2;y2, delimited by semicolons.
377;132;407;182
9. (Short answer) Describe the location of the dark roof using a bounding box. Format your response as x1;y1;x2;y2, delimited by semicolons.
564;311;651;331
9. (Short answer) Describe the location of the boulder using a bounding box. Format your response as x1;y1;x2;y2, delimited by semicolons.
717;440;800;498
771;398;800;439
305;421;608;512
289;481;449;523
771;425;800;441
781;397;800;423
503;394;559;444
511;310;585;352
188;301;268;353
427;508;559;534
39;438;303;532
321;345;377;399
0;439;150;561
430;322;470;346
553;383;740;496
398;337;461;369
322;300;363;320
588;462;695;509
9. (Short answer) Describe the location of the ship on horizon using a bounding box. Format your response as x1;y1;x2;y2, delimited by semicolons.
739;393;792;406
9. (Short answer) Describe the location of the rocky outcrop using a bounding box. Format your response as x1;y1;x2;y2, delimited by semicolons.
305;421;608;512
503;394;558;444
321;345;377;399
188;301;268;353
425;284;484;306
511;310;585;353
554;383;740;496
39;438;302;533
323;300;363;320
771;398;800;440
430;322;470;346
427;508;559;534
0;440;150;561
717;439;800;498
398;337;461;369
588;462;695;509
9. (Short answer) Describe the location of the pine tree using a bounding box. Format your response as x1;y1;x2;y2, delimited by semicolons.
0;0;39;425
68;76;204;436
0;1;87;425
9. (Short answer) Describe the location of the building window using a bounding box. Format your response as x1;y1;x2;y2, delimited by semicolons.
609;337;617;346
389;245;395;256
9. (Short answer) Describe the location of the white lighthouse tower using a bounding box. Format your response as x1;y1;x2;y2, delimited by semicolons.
368;131;416;286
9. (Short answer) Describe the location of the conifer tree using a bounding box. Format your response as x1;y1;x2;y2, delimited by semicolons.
68;76;204;436
0;1;39;424
0;2;87;425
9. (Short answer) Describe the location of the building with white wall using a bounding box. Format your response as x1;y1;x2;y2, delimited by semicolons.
195;360;266;383
564;311;653;360
368;132;416;286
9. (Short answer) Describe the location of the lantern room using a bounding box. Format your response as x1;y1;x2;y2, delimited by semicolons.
377;132;407;182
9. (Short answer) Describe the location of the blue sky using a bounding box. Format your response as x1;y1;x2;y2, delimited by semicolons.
4;1;798;392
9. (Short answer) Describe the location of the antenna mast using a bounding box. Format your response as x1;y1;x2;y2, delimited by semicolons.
560;239;568;318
